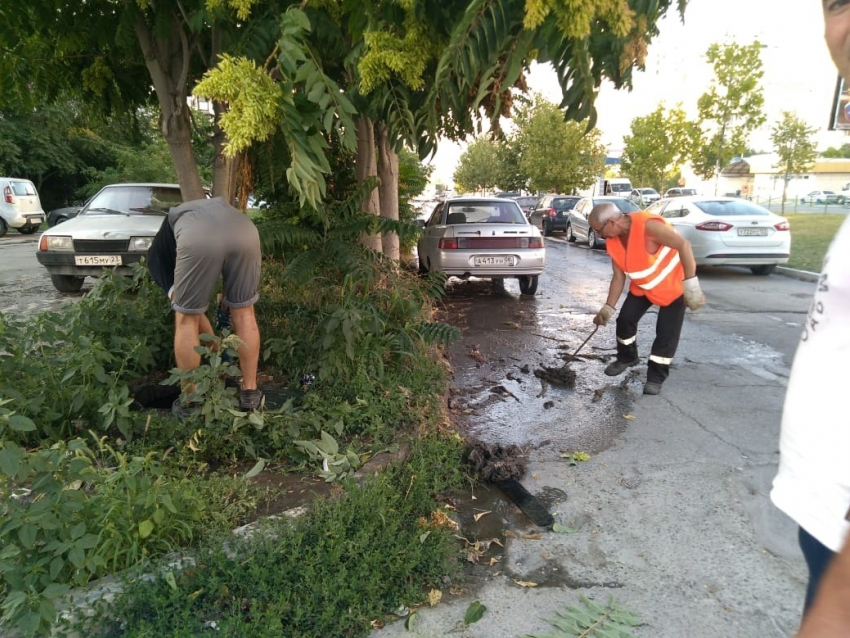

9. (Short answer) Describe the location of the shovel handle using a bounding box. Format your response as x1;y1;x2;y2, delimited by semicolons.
571;324;599;358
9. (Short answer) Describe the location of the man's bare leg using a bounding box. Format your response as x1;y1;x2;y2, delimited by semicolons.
230;305;260;390
175;311;203;374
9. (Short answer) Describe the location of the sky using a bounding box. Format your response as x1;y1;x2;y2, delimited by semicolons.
426;0;845;187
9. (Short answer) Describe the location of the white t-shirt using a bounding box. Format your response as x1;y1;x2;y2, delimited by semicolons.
771;216;850;552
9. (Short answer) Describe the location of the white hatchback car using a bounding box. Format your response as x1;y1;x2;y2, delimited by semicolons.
36;183;187;292
416;197;545;295
645;196;791;275
0;177;45;236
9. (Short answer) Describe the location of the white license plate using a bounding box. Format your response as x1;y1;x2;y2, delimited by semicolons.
473;255;514;267
74;255;122;266
737;228;768;236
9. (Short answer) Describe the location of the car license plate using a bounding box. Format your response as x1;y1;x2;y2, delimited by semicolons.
74;255;122;266
473;255;514;266
737;228;768;237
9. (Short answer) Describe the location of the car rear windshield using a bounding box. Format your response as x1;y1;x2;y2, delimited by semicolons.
552;198;578;210
640;189;658;194
445;202;526;224
596;198;639;213
84;186;184;215
681;189;697;196
514;197;539;207
11;181;36;196
693;200;770;216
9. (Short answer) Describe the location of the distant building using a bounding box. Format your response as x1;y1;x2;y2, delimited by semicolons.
718;154;850;199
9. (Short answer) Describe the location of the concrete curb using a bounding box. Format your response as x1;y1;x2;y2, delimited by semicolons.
776;265;819;283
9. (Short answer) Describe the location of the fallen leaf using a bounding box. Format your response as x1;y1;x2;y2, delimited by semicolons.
623;414;636;420
450;587;465;596
443;503;457;510
552;522;581;534
405;612;417;630
473;510;492;522
523;534;543;540
489;557;500;566
513;580;538;588
465;601;487;624
532;473;540;480
427;589;442;607
370;619;385;629
503;530;517;538
491;538;504;547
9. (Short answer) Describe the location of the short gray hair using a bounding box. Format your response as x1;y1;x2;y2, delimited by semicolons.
588;202;621;228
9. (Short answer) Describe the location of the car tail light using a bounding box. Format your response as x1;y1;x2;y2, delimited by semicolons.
3;186;13;204
695;221;733;231
528;237;543;248
439;237;458;249
547;208;556;217
774;221;790;231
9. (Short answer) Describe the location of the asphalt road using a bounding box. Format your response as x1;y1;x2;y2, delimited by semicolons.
377;234;816;638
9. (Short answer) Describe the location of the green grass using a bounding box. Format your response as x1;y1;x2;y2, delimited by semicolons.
784;214;846;273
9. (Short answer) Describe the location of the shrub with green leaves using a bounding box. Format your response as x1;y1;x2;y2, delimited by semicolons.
0;433;260;637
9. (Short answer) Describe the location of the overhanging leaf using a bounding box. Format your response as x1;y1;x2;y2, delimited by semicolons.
464;600;486;624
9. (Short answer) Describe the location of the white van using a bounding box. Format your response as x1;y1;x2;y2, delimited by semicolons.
0;178;45;237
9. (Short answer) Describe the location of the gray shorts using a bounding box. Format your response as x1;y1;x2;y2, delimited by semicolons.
170;198;261;314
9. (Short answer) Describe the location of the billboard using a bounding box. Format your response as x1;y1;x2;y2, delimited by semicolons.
830;74;850;130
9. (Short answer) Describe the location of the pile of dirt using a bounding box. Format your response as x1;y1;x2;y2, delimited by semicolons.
533;363;577;388
466;441;528;482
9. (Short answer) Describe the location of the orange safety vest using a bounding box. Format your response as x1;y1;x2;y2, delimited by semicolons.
606;212;684;307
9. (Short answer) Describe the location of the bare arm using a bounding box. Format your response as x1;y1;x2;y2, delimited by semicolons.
645;219;697;279
606;261;626;307
796;533;850;637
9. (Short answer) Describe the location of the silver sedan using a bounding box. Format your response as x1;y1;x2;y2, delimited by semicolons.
417;197;546;295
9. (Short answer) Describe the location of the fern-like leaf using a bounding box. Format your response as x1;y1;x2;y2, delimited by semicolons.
525;596;644;638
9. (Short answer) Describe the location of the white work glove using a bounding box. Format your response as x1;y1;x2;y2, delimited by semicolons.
593;303;616;326
683;277;705;311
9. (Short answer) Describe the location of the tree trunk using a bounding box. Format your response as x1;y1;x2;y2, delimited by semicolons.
781;168;789;215
376;123;400;261
134;14;205;202
212;102;238;204
356;115;382;252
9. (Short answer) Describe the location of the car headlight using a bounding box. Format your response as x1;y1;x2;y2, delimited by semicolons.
129;236;153;251
43;236;73;251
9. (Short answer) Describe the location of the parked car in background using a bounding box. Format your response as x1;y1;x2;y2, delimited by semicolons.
417;197;545;295
36;183;188;292
513;196;540;217
0;177;45;236
799;190;841;205
567;196;640;248
664;187;698;198
528;195;580;236
629;188;661;207
645;196;790;275
47;197;94;227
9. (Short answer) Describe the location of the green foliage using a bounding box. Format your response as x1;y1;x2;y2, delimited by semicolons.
620;104;697;193
692;41;766;180
454;136;502;194
79;434;467;638
772;111;817;178
513;94;606;194
0;267;172;447
821;143;850;159
525;595;644;638
0;437;219;636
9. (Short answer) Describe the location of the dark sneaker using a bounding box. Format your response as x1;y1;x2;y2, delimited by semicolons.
172;398;202;421
643;381;662;395
604;359;639;376
240;388;264;411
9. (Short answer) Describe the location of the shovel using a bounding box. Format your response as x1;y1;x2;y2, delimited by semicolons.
568;324;599;360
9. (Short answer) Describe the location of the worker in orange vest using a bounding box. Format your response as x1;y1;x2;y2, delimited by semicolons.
587;202;705;395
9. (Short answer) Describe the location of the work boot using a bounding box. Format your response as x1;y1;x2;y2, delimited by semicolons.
604;359;639;376
240;388;264;411
643;381;662;395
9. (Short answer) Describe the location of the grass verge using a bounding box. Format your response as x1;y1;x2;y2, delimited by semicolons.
784;214;845;272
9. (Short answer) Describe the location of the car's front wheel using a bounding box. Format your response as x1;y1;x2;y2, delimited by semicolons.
567;222;576;242
518;275;539;296
0;219;7;238
50;274;85;292
588;229;599;248
53;216;69;226
749;265;776;276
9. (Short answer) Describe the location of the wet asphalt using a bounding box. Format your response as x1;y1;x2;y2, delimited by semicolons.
376;234;815;638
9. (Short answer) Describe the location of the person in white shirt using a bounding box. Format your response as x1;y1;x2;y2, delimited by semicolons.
769;4;850;635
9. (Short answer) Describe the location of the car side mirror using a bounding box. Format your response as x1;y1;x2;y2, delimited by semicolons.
413;219;426;228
